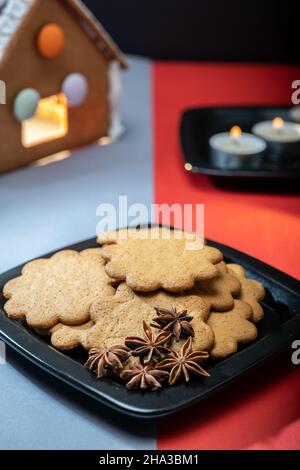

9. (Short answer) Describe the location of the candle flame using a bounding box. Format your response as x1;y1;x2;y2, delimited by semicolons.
184;163;193;172
272;117;284;129
230;126;242;138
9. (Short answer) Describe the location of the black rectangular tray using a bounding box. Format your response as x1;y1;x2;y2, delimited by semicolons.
1;238;300;418
180;105;300;179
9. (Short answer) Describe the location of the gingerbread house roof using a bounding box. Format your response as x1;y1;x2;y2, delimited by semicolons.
0;0;128;68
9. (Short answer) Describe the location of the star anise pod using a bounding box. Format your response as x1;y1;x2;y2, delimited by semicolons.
125;321;172;364
151;305;194;341
121;362;169;391
85;345;130;378
156;337;210;386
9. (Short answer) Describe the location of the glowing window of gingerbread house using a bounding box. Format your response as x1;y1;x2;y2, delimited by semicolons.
21;93;68;148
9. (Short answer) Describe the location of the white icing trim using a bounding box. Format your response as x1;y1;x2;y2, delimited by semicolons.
0;0;33;59
5;0;31;17
0;16;20;34
108;60;124;142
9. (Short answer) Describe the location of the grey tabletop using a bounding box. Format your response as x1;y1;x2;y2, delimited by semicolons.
0;56;157;450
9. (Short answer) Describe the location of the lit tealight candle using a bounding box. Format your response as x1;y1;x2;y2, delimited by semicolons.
209;126;266;169
252;117;300;161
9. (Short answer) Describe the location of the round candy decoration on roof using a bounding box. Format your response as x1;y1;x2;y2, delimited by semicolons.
38;23;65;59
13;88;40;122
62;73;88;107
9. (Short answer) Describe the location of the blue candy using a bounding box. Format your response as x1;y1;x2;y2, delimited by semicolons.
14;88;40;121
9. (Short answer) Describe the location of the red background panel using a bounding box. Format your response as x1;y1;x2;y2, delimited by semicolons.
153;62;300;449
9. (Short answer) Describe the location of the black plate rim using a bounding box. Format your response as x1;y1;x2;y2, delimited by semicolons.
1;236;300;419
180;105;300;179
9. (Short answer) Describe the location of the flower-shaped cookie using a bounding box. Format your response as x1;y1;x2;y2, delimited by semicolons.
207;300;258;359
189;262;241;311
3;249;115;329
50;283;215;353
98;228;222;292
227;264;265;322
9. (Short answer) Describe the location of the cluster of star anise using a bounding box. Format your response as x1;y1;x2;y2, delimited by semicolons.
85;306;210;391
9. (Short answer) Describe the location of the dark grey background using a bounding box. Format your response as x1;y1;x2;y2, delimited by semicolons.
83;0;298;63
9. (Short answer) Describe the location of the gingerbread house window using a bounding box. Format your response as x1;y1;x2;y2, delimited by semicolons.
21;93;69;148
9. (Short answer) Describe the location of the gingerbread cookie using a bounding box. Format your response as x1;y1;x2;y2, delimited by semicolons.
50;283;215;353
50;321;94;350
3;249;115;329
98;227;222;292
137;290;214;351
105;261;239;316
207;300;258;359
97;227;184;244
139;289;210;321
97;228;140;245
189;262;241;311
227;264;265;322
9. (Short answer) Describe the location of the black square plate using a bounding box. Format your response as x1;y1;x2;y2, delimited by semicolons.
0;238;300;418
180;105;300;179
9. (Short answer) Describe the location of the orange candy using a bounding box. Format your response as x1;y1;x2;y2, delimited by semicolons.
38;23;65;59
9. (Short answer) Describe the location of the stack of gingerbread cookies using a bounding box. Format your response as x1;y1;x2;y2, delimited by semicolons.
2;227;265;391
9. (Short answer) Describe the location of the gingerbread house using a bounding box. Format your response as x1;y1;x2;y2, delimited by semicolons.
0;0;128;173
